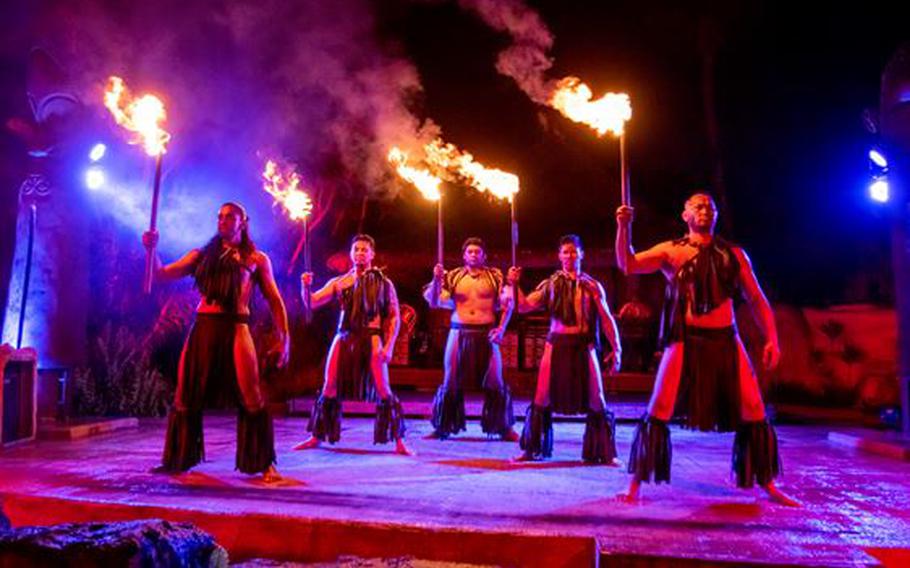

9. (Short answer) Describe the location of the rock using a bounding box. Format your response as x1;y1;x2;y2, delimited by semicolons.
0;518;228;567
0;505;10;533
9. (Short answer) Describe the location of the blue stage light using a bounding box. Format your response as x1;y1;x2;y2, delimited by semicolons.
89;143;107;162
869;148;888;169
85;167;106;191
869;179;889;203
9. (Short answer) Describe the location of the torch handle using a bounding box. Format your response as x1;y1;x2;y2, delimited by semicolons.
510;197;518;267
437;195;444;265
143;154;164;294
430;196;443;309
620;133;630;207
510;197;518;307
303;218;312;324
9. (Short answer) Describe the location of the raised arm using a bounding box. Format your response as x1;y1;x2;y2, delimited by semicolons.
380;282;401;362
142;230;199;281
301;272;344;310
422;264;455;309
733;247;780;370
490;282;515;344
615;206;668;275
506;267;545;314
254;253;289;368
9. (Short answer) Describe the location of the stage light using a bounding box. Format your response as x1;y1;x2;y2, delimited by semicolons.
89;143;107;162
869;148;888;168
85;167;106;191
869;178;889;203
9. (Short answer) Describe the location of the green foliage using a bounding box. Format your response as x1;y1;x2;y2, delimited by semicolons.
73;322;172;417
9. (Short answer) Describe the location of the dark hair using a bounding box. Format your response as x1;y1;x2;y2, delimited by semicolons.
461;237;486;254
558;234;583;250
351;233;376;250
221;201;248;221
193;218;257;310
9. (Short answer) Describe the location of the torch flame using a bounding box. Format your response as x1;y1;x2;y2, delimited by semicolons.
103;76;170;156
424;139;519;202
388;147;442;201
549;77;631;137
262;159;313;222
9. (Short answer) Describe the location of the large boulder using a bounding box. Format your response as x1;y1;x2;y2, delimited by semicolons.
0;505;10;533
0;518;227;567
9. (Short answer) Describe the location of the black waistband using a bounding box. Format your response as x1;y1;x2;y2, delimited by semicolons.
196;312;250;324
684;325;737;340
546;332;592;344
339;327;382;337
450;322;494;331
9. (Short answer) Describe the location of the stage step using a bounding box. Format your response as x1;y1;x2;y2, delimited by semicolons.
37;417;139;441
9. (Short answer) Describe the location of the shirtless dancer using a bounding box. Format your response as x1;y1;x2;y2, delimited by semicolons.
144;202;289;482
293;234;412;455
508;235;623;464
616;192;797;505
423;237;519;440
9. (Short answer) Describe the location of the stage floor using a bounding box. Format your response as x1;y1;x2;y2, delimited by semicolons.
2;409;909;566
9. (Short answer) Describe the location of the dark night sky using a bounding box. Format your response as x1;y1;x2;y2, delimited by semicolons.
0;0;906;307
374;1;905;305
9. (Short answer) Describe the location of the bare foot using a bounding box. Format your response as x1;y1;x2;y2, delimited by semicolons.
261;465;282;484
512;451;536;462
606;457;624;468
501;429;520;442
616;480;641;503
395;438;415;456
762;482;801;507
292;437;320;451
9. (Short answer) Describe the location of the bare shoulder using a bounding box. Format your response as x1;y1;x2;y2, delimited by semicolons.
252;250;273;269
651;239;683;260
730;246;752;266
324;274;344;286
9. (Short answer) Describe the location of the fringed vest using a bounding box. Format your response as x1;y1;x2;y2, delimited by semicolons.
444;266;504;307
339;267;393;332
659;237;741;347
193;241;253;312
535;271;600;345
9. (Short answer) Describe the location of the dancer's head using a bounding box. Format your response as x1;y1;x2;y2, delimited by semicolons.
461;237;487;268
217;202;252;250
558;234;583;273
350;233;376;268
682;192;718;235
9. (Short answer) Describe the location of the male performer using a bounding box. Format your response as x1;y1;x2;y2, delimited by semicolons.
423;237;518;440
615;192;797;505
507;235;622;464
143;202;289;482
293;234;412;455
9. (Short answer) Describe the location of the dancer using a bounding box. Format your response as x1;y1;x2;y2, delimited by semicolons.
144;202;288;482
423;237;518;440
293;234;412;455
507;235;622;464
615;192;797;505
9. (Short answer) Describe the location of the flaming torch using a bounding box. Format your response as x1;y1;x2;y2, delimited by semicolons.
103;75;171;293
424;139;520;266
549;78;632;205
388;147;444;306
262;159;314;321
